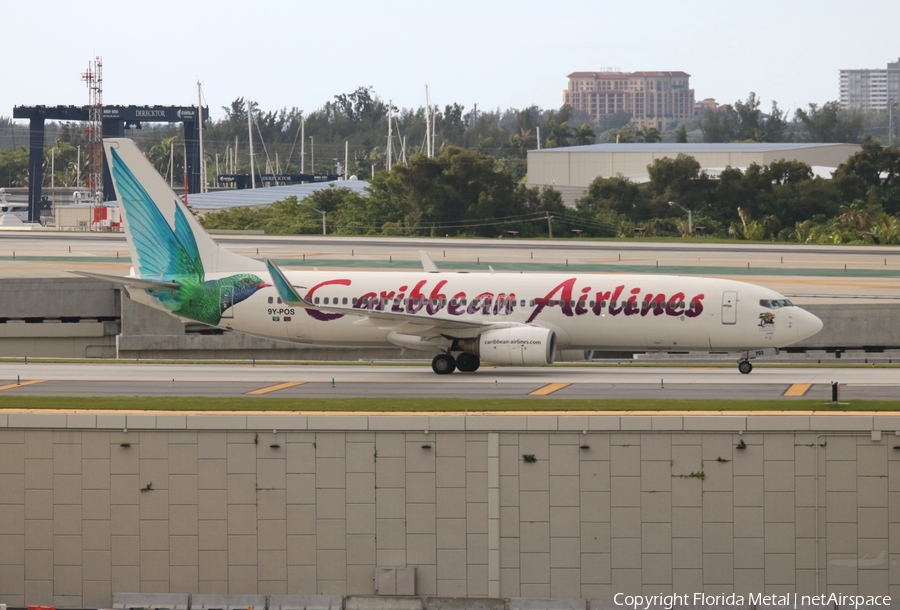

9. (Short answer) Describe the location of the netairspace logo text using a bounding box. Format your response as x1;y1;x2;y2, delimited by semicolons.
613;593;892;609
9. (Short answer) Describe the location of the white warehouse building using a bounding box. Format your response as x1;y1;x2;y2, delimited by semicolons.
526;143;862;206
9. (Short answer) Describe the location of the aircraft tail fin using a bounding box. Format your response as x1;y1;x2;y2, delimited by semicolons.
103;138;262;280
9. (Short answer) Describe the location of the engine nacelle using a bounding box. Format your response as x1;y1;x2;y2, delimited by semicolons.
463;327;557;366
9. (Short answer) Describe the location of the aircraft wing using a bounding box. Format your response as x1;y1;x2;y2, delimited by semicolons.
68;270;180;292
266;259;495;333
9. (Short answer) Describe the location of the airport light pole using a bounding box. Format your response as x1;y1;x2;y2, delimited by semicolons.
300;200;327;235
669;201;692;236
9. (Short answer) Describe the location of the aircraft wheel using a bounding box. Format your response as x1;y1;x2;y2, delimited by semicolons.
738;360;753;375
456;353;480;372
432;353;457;375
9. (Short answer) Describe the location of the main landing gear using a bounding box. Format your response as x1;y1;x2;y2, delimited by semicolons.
431;353;481;375
738;359;753;375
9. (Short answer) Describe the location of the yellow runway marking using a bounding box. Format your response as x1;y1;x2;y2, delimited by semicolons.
784;383;812;397
246;382;305;395
0;380;47;392
529;383;571;396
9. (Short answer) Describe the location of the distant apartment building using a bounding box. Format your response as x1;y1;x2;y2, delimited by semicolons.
563;71;695;130
840;57;900;110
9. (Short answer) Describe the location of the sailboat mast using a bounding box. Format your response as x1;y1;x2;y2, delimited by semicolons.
425;85;431;157
387;99;393;172
197;81;205;193
247;99;256;189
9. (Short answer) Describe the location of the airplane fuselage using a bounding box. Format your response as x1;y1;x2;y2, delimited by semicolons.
130;269;819;354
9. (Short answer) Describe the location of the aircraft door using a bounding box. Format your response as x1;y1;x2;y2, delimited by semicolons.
220;285;234;319
722;291;737;325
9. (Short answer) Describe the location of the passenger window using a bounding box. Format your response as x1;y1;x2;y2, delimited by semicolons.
589;301;595;308
343;297;348;305
268;297;273;304
324;297;329;305
314;297;320;304
352;297;358;305
529;300;535;307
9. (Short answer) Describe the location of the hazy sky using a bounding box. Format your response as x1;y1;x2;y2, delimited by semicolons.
4;0;899;122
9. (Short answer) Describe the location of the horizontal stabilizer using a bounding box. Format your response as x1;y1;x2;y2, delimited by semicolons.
68;270;180;292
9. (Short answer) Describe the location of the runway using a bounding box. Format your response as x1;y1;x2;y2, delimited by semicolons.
0;363;898;402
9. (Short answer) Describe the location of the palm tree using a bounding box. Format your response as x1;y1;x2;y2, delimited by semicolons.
573;124;596;146
637;125;662;143
838;200;875;232
615;127;635;143
548;121;572;147
509;129;537;158
867;213;900;244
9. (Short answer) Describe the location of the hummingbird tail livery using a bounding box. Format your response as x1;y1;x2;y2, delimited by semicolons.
86;138;824;375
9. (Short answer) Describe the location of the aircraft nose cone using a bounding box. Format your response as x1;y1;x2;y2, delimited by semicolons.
798;309;824;339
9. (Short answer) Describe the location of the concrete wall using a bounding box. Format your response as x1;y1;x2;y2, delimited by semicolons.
0;279;120;358
804;303;900;350
526;145;860;206
2;414;900;607
527;145;861;188
0;279;119;319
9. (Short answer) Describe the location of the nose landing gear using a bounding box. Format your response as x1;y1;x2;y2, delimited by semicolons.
738;359;753;375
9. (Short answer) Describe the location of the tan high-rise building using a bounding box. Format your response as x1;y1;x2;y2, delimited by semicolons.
839;57;900;110
563;71;695;130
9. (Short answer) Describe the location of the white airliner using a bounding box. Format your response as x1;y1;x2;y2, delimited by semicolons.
74;138;824;375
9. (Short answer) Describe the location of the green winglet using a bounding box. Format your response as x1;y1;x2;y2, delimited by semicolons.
265;260;306;304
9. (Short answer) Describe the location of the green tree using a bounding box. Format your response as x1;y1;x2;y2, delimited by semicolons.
576;175;643;215
832;143;900;213
700;106;738;142
795;101;864;143
647;154;708;210
0;149;29;187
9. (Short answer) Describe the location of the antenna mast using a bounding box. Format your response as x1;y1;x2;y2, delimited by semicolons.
81;56;103;203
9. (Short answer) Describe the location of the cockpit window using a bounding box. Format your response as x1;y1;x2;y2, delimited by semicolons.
760;299;793;309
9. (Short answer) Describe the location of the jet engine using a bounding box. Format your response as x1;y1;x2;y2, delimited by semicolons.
461;327;557;366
